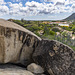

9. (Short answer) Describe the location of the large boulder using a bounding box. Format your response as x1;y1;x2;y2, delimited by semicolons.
0;64;34;75
0;19;41;66
33;40;75;75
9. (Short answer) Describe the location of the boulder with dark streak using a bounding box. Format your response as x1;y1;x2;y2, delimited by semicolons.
0;19;41;66
33;40;75;75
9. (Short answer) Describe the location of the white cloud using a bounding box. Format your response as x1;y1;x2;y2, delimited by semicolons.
69;0;75;4
8;2;23;15
0;5;9;16
7;1;75;16
0;0;74;17
65;0;70;5
72;3;75;8
44;0;65;3
11;0;25;2
8;2;22;8
0;0;8;16
25;1;41;7
71;4;75;12
0;0;6;5
24;1;73;15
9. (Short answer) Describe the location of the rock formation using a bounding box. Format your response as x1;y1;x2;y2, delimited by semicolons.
33;40;75;75
0;64;34;75
27;63;44;74
0;19;75;75
0;19;41;66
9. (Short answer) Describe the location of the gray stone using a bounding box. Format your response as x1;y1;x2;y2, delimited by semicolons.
33;40;75;75
0;64;34;75
0;19;41;66
27;63;44;73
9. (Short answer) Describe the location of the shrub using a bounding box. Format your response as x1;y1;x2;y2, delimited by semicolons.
49;30;56;35
52;28;60;32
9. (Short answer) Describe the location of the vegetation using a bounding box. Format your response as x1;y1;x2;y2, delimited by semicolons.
52;28;60;32
8;19;75;50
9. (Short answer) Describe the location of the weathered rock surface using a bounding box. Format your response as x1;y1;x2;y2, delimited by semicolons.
33;40;75;75
0;19;41;66
0;64;34;75
27;63;44;74
0;19;75;75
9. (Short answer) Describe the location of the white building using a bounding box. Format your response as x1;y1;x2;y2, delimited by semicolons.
58;24;69;27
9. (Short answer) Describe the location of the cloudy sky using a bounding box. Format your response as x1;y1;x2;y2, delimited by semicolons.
0;0;75;20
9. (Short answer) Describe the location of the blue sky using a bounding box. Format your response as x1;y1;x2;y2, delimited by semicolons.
0;0;75;20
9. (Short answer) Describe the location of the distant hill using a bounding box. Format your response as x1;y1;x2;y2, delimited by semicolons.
64;13;75;20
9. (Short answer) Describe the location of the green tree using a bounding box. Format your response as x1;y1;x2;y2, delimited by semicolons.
72;27;75;34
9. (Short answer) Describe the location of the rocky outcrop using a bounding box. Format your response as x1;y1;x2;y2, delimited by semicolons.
27;63;44;74
33;40;75;75
0;19;41;66
0;64;34;75
0;19;75;75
